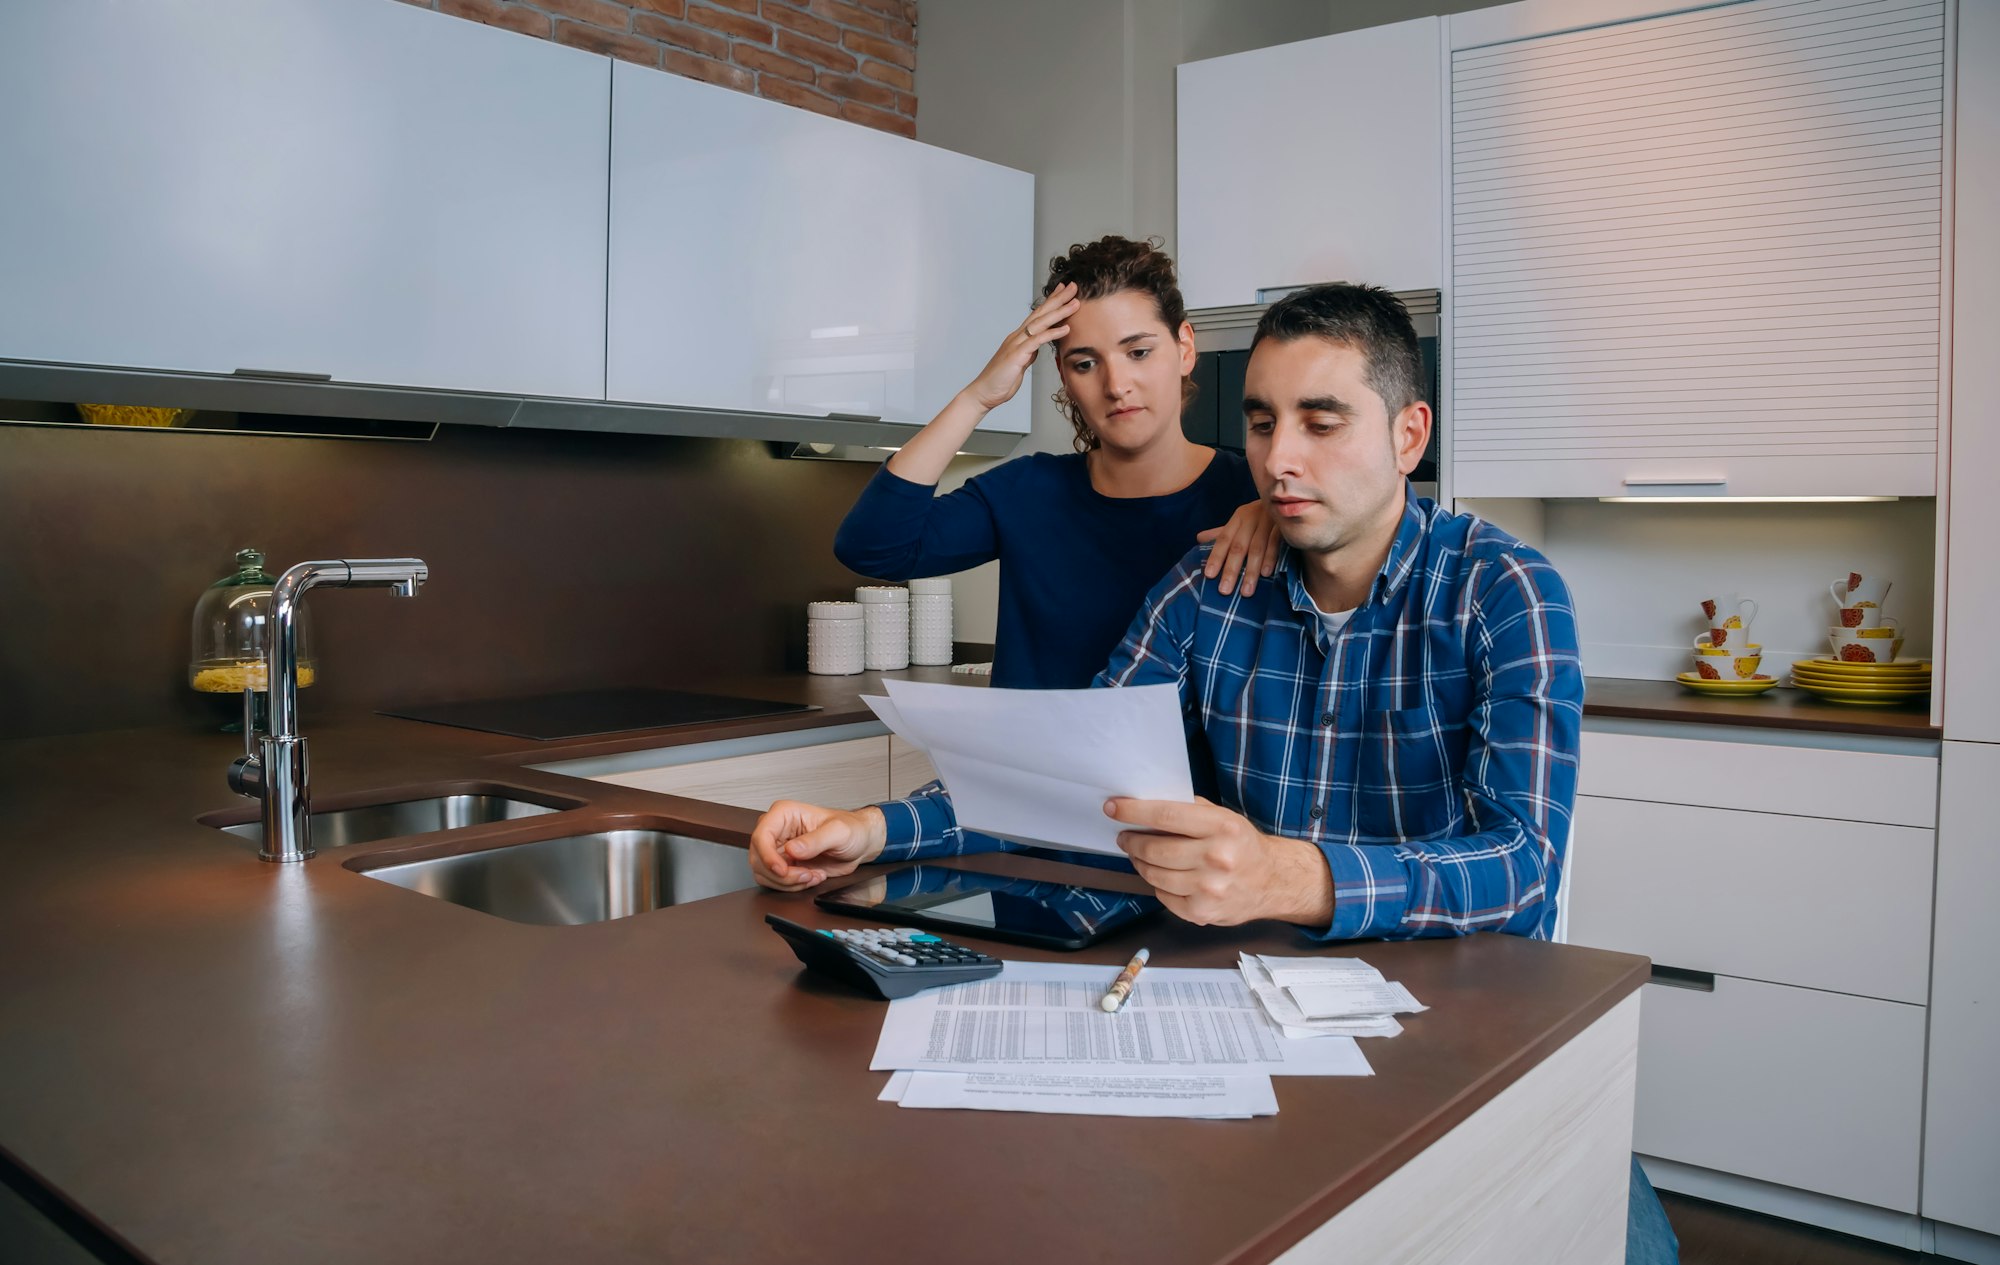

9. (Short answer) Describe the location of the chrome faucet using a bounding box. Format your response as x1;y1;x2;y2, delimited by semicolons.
228;558;429;862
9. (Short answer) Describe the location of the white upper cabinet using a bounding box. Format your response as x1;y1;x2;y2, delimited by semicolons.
1176;18;1444;310
607;63;1033;432
1448;0;1947;499
0;0;611;399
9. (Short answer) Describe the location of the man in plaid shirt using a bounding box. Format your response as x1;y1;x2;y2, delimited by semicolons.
752;283;1583;945
752;284;1678;1264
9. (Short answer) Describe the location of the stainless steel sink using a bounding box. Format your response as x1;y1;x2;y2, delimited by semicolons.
215;793;562;849
355;830;756;924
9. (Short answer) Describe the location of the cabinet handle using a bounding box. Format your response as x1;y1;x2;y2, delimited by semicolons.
1621;476;1727;487
1648;965;1716;992
233;367;334;382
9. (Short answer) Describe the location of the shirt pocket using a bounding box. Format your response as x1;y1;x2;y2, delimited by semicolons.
1354;706;1468;840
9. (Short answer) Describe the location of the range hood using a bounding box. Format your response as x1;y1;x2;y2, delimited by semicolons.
0;358;1026;456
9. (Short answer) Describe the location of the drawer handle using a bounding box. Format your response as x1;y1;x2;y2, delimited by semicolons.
1648;965;1716;992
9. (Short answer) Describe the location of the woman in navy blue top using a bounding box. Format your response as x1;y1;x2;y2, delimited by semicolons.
834;236;1276;689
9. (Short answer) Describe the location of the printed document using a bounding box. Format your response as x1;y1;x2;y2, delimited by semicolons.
880;1070;1278;1118
861;680;1193;855
869;961;1372;1077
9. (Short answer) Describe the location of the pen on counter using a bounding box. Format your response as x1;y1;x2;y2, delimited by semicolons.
1099;948;1150;1012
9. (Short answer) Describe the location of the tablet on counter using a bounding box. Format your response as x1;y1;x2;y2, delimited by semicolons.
814;864;1161;951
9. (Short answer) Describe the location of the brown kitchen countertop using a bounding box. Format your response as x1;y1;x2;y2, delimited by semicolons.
1583;675;1940;739
0;667;1659;1265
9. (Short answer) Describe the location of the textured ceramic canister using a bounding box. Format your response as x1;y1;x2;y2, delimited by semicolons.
855;586;910;671
908;577;953;666
807;601;865;675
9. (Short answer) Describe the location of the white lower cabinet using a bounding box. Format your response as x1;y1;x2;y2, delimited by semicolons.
1923;740;2000;1237
888;736;938;800
1571;728;1939;1216
1635;976;1926;1213
1569;797;1932;1003
589;735;890;814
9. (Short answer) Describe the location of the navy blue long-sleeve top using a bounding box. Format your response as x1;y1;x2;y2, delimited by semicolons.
833;450;1258;689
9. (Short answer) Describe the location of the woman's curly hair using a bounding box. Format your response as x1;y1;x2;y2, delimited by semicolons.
1041;236;1194;453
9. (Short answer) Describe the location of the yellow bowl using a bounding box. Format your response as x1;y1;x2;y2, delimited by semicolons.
76;403;194;428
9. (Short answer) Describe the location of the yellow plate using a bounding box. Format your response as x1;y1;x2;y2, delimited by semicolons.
1794;678;1929;692
1792;671;1931;689
1792;681;1930;703
1676;673;1779;695
1796;656;1931;675
1791;688;1929;705
1792;664;1929;680
1793;673;1930;690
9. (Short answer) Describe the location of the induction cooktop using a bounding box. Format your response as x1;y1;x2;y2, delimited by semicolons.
380;688;817;741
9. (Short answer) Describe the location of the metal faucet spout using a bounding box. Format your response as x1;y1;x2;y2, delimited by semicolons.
230;557;430;863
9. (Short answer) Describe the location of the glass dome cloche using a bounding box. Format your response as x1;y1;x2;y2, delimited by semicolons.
189;548;316;694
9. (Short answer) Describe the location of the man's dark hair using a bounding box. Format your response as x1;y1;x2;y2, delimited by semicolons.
1042;235;1193;453
1251;283;1426;418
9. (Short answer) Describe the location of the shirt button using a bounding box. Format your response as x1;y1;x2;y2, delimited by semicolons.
1320;711;1335;726
1309;804;1324;820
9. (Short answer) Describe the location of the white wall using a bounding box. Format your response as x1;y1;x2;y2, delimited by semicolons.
1479;498;1941;680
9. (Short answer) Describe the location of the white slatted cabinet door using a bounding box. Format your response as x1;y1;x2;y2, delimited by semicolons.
1449;0;1945;498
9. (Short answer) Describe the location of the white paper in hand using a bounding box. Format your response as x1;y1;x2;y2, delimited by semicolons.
877;680;1193;855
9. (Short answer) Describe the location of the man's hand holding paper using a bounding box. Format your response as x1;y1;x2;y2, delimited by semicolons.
1105;796;1335;928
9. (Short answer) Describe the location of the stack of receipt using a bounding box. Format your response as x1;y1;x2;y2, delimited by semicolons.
1238;954;1426;1039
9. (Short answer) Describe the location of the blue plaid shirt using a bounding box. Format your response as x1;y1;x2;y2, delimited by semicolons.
875;489;1585;941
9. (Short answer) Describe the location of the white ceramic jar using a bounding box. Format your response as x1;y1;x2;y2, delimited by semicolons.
908;576;953;666
806;601;864;675
855;585;910;671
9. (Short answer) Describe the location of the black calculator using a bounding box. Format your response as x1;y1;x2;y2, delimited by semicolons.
765;913;1003;1000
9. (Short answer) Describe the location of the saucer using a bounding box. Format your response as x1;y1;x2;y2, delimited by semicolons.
1676;672;1778;696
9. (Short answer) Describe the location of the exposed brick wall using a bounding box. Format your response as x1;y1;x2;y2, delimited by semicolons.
402;0;918;137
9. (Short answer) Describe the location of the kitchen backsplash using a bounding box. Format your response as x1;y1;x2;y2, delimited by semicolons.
401;0;919;138
0;424;876;741
1465;496;1940;682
